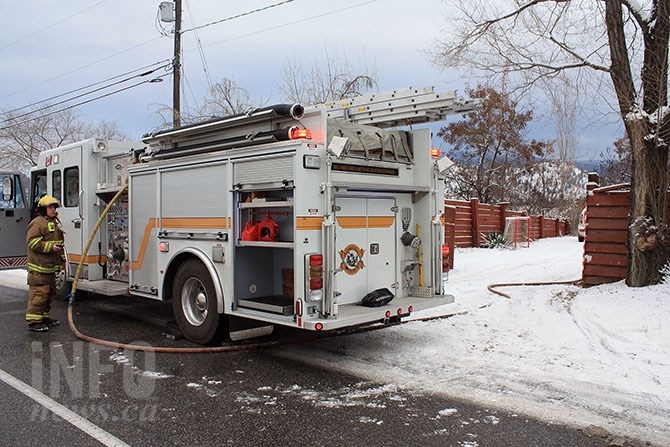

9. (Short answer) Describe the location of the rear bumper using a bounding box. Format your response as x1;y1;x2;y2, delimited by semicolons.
302;294;455;331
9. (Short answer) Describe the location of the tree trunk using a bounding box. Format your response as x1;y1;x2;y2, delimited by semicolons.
626;121;669;286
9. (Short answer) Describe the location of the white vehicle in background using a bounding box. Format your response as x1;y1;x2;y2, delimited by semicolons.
578;207;587;242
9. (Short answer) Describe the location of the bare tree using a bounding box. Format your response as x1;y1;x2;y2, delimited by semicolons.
149;77;266;132
280;46;377;105
440;84;553;205
198;78;256;116
545;72;580;162
434;0;669;286
0;105;127;172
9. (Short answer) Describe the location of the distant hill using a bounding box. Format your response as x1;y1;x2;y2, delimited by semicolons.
575;159;601;174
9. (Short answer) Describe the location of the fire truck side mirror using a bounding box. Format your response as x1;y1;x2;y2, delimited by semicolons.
2;176;12;201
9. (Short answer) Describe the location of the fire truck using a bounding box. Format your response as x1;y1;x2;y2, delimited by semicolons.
17;87;478;345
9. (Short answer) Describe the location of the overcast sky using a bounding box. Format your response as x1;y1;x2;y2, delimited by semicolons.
0;0;621;160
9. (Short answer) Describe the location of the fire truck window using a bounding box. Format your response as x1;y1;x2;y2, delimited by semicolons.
32;170;47;209
64;167;79;207
14;175;26;208
52;170;62;202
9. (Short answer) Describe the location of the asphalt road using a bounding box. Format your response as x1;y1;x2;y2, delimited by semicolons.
0;281;614;447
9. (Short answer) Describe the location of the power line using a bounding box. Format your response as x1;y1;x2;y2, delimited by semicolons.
2;60;171;117
185;0;213;89
1;64;169;125
0;0;109;52
0;73;170;132
0;36;165;101
1;1;292;101
181;0;296;34
1;0;378;126
197;0;379;49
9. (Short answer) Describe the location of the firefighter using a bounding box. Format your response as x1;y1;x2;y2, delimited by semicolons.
25;195;66;332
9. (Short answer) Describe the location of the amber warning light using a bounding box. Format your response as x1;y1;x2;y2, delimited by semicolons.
430;148;442;158
289;127;312;140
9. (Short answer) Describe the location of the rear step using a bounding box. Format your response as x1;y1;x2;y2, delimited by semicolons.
237;295;294;315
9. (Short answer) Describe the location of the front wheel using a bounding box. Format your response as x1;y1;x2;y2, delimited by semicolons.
172;259;228;345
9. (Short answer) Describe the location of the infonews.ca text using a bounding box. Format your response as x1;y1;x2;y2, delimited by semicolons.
31;340;157;399
30;340;162;422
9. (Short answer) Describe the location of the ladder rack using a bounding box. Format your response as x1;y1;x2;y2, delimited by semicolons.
319;86;481;128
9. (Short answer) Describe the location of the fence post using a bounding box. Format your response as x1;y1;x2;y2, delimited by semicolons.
470;198;480;247
587;172;600;192
444;206;456;269
539;215;545;239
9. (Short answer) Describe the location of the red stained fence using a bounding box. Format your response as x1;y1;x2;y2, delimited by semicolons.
443;199;570;268
581;174;670;286
581;184;629;286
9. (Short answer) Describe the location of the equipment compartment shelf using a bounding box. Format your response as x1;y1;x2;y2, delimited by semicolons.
239;200;293;209
237;240;294;248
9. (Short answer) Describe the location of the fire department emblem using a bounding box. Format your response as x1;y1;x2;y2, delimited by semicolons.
339;243;365;275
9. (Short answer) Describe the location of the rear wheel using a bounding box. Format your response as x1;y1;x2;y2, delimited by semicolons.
172;259;228;345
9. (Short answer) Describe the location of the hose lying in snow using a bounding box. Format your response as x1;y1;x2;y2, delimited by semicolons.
487;279;582;299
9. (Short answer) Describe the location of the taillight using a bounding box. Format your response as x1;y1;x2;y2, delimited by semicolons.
442;244;450;272
306;253;323;301
431;148;442;158
290;127;312;140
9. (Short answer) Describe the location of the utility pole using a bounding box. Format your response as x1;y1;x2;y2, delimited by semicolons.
172;0;182;128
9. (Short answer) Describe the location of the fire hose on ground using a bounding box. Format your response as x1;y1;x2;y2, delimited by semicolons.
487;279;582;299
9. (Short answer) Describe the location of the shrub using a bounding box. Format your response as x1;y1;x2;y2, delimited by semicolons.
480;232;512;249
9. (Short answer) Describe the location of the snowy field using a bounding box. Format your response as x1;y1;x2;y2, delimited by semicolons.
276;237;670;446
2;237;668;445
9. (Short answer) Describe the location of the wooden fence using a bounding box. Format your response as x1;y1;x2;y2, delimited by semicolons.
581;183;629;286
443;199;570;269
581;173;670;286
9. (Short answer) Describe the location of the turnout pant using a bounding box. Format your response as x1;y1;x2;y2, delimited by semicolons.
26;271;56;322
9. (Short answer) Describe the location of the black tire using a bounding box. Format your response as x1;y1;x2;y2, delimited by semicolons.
172;259;228;345
578;235;584;242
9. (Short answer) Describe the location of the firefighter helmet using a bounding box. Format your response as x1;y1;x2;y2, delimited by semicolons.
37;195;61;208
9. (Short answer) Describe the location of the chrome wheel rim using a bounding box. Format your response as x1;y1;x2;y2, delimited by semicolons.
181;277;208;326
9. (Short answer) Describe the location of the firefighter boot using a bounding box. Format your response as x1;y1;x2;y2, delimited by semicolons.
28;322;49;332
42;317;60;326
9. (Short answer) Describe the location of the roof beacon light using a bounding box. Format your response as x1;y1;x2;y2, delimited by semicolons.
289;127;312;140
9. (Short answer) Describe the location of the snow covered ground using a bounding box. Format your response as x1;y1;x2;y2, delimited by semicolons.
276;237;670;446
2;237;668;444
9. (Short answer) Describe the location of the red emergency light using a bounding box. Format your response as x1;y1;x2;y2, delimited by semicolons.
289;127;312;140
